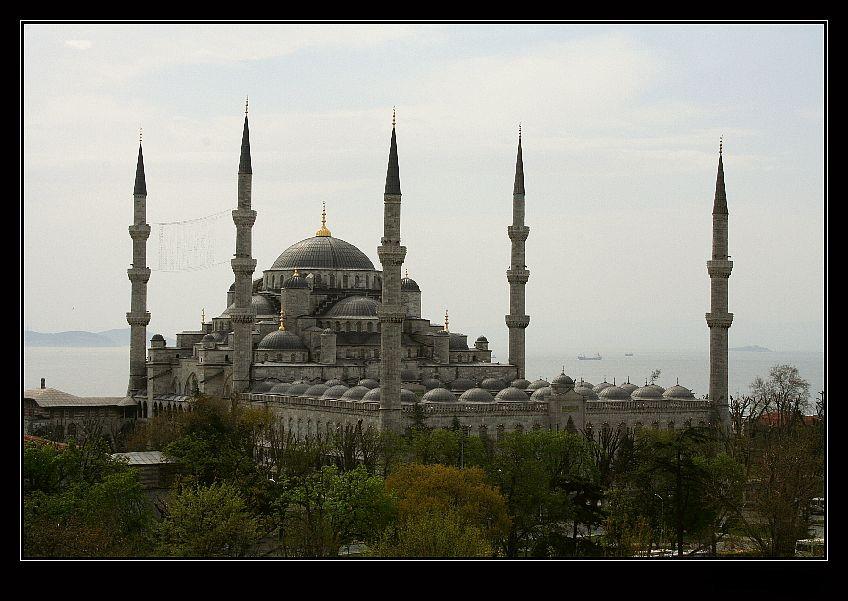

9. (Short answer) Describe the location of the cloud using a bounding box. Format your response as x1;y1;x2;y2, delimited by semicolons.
64;39;92;50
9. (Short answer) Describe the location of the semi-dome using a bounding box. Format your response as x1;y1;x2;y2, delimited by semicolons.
422;388;456;403
324;296;380;318
287;382;310;395
599;385;631;400
283;272;309;289
305;383;330;397
362;387;382;402
530;386;553;400
400;388;417;403
632;384;666;400
257;330;306;351
342;385;371;400
495;386;530;402
210;331;228;343
511;378;532;389
251;380;275;393
401;276;420;291
222;294;278;318
269;382;293;395
481;377;507;391
358;378;379;389
663;384;695;399
592;381;613;394
450;378;476;392
449;333;469;350
459;388;495;403
271;236;376;271
422;378;442;390
528;379;550;390
321;384;350;399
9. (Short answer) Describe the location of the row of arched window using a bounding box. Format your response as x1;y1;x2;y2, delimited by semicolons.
266;272;382;290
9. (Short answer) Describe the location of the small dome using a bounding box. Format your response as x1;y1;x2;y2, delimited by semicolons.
632;384;666;400
449;333;469;350
528;379;550;390
305;384;330;397
257;330;306;351
342;385;371;400
530;386;553;400
322;384;350;399
481;378;507;392
573;385;599;400
250;380;275;393
286;382;311;395
151;333;165;342
495;387;530;402
222;294;279;317
400;388;417;403
202;334;215;342
269;382;293;395
362;387;382;402
358;378;379;389
459;388;494;403
324;378;344;386
401;277;420;291
552;373;575;388
511;378;532;389
450;378;476;392
422;387;456;403
322;328;334;335
401;369;418;382
324;296;380;318
575;379;594;389
421;378;442;390
619;381;639;394
663;384;694;399
476;335;489;343
599;385;631;400
283;272;309;289
592;381;613;394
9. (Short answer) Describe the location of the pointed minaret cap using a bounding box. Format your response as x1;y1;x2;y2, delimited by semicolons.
513;124;525;195
384;107;401;195
134;129;146;196
239;98;252;175
713;137;727;214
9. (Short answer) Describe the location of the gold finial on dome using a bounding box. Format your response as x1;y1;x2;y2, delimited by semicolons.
316;201;331;237
392;106;396;128
444;309;449;333
405;268;409;279
279;305;286;331
201;307;205;324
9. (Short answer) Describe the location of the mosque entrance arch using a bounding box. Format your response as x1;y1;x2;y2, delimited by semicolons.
185;373;199;396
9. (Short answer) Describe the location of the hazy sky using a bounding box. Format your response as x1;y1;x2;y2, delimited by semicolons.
22;23;825;354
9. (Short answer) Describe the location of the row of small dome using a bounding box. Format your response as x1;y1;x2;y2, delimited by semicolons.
572;378;696;401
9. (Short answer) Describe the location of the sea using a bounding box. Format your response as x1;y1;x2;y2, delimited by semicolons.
23;346;826;403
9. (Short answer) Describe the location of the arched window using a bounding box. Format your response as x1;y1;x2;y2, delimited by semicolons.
291;354;295;362
357;322;362;332
335;321;340;331
343;274;349;288
329;273;336;287
367;322;373;332
354;275;360;287
365;274;370;288
346;322;351;332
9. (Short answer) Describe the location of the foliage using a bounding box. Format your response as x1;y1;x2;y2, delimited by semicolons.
369;507;492;557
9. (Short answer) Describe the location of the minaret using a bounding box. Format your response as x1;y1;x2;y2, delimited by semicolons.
706;139;733;428
506;125;530;378
126;130;151;396
230;99;258;395
376;108;407;432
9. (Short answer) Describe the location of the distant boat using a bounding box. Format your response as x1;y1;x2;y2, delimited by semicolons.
625;353;634;357
578;353;602;361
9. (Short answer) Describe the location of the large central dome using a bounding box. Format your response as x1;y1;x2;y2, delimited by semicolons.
271;236;376;271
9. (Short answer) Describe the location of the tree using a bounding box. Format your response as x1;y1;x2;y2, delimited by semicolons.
369;508;492;557
649;369;662;385
157;481;262;557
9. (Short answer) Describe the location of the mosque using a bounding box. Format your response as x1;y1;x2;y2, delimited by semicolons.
125;106;732;436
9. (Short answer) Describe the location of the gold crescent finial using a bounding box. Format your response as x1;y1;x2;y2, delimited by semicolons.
519;123;522;139
245;96;249;116
405;268;409;279
316;201;331;236
279;305;286;331
139;127;143;144
444;309;449;332
293;268;300;277
392;106;396;128
719;135;723;156
201;307;205;324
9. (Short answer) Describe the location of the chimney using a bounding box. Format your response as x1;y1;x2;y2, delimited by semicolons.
40;378;45;389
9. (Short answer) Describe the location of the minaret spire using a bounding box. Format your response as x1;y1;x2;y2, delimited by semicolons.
134;132;147;196
713;137;727;215
506;125;531;378
514;123;524;195
239;104;252;175
385;108;401;195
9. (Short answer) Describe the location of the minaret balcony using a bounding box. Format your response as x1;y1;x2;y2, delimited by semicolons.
705;312;734;328
377;245;407;266
377;305;406;323
127;267;151;283
128;224;151;240
126;311;151;326
228;308;256;324
506;268;530;284
507;225;530;242
232;209;257;227
707;259;733;278
505;315;530;329
231;257;257;275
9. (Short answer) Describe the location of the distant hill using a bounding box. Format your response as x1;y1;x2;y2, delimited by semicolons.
730;345;772;352
24;328;174;348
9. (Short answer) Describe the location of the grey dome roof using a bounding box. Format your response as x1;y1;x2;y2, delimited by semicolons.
400;388;417;403
576;379;594;389
511;378;532;389
210;331;228;343
151;333;165;341
322;384;350;399
222;294;279;318
495;387;530;402
459;388;495;403
530;386;553;400
449;333;469;350
358;378;379;389
363;387;382;402
481;378;507;391
599;385;631;400
251;381;275;393
269;382;293;395
202;334;215;342
574;385;599;400
401;277;420;291
287;382;311;395
422;387;456;403
528;379;550;390
592;381;613;394
450;378;476;392
283;273;309;289
619;382;639;394
663;384;694;399
422;378;442;390
552;373;575;388
476;335;489;343
325;378;344;386
305;384;330;397
632;384;666;399
324;296;380;318
257;330;306;351
271;236;375;271
401;369;418;382
342;385;371;400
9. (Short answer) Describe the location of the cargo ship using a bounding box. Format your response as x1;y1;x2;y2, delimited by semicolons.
577;353;602;360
